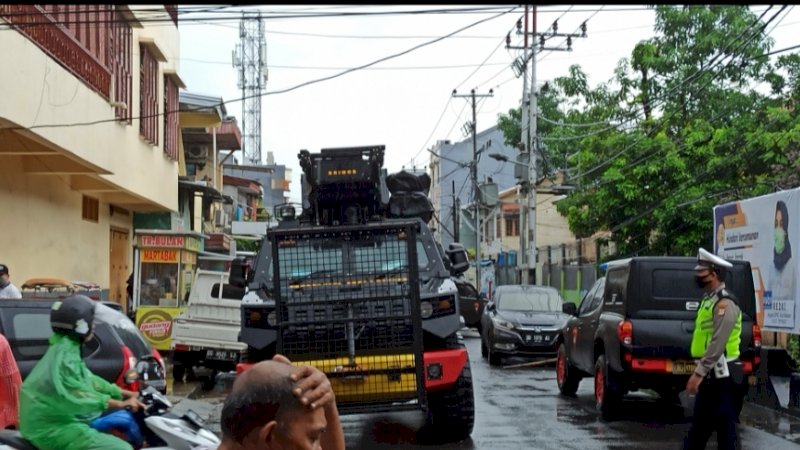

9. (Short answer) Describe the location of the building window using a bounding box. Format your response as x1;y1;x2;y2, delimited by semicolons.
82;195;99;223
112;7;132;123
163;75;179;160
139;44;158;145
505;214;520;237
496;216;502;238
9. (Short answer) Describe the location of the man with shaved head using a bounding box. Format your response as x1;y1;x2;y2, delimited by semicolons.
218;355;344;450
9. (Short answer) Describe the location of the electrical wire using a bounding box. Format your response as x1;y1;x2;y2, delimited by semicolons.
0;6;519;132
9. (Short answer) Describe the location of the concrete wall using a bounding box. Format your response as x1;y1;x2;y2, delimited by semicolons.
0;157;132;284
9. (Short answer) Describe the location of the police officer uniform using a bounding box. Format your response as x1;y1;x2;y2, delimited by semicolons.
684;248;744;450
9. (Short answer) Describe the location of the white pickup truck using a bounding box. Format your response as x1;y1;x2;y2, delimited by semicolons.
170;269;246;388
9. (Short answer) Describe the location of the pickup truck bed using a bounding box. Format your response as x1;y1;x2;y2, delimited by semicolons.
170;270;247;385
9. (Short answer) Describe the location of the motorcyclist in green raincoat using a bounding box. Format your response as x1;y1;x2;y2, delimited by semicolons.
18;295;144;450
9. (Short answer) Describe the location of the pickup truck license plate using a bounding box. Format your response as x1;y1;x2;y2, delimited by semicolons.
672;360;695;375
206;349;239;362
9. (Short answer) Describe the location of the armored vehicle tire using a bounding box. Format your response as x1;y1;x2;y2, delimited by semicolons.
556;343;580;396
421;356;475;444
594;354;622;420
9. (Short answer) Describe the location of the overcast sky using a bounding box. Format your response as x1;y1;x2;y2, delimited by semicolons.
177;5;799;203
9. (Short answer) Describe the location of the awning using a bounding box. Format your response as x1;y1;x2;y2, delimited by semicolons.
178;179;228;203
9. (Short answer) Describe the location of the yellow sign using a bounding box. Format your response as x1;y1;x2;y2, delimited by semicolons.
185;237;200;252
181;251;196;265
136;306;185;351
142;249;179;263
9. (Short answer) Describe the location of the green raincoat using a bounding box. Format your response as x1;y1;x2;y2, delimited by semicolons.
19;333;132;450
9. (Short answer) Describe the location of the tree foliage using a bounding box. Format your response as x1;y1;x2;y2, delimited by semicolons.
497;5;800;259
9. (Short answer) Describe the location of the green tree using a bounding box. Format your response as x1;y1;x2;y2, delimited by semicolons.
498;5;800;259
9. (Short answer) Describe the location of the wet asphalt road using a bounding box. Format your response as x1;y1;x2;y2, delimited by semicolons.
172;329;800;449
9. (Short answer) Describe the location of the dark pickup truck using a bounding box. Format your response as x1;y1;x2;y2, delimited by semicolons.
555;256;762;419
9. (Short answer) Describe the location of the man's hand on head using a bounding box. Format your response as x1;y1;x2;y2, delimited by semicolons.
290;365;335;410
272;353;335;410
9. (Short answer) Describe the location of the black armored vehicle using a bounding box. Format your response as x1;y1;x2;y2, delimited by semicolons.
238;146;474;443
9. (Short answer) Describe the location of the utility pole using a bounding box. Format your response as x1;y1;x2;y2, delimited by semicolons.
516;5;587;284
506;7;533;284
453;88;493;291
452;180;460;242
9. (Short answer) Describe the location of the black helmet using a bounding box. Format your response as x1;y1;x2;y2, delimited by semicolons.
51;294;95;340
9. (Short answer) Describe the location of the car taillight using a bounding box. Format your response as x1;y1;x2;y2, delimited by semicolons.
116;346;139;392
752;324;762;348
617;320;633;345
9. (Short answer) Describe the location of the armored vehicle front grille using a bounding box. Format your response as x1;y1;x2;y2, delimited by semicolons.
270;222;425;413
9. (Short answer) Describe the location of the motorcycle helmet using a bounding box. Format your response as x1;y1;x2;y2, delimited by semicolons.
51;294;95;340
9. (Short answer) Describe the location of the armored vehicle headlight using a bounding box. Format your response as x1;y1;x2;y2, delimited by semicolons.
420;301;433;318
267;311;277;327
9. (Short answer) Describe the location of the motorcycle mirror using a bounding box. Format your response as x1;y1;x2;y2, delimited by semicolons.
135;359;150;373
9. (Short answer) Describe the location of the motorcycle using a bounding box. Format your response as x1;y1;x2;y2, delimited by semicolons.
0;362;220;450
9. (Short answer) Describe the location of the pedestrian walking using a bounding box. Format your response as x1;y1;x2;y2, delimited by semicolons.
0;264;21;299
684;248;744;450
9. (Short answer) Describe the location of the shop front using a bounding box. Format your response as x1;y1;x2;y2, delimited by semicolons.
132;230;205;350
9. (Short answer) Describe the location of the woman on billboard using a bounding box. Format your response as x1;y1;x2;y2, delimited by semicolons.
769;200;794;305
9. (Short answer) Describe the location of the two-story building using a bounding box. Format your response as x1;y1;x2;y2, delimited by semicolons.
0;5;182;305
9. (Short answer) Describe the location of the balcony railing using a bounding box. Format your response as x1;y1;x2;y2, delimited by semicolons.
0;4;113;98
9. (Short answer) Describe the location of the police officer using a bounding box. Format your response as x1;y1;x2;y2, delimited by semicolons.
684;248;744;450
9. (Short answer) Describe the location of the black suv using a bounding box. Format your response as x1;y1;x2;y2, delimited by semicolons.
555;256;761;419
0;299;167;394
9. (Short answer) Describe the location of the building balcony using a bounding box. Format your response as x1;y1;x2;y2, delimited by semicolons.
0;4;114;98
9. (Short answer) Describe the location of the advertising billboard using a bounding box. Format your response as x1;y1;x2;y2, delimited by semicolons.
714;188;798;333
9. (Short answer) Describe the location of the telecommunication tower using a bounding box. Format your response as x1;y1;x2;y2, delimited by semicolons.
232;12;268;165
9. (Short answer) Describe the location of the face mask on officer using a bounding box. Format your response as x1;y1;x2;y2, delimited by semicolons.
695;271;712;289
775;226;786;254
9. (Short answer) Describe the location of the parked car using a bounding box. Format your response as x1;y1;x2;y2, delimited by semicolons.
480;284;569;366
555;257;761;419
454;277;486;330
0;299;167;394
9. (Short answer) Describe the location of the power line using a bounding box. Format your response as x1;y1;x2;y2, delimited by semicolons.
0;5;526;29
1;6;519;133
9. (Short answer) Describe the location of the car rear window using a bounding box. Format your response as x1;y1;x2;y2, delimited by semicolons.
626;263;756;321
651;269;703;302
9;312;51;360
95;304;153;359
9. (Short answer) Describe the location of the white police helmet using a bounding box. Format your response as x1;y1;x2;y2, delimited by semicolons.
694;247;733;272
